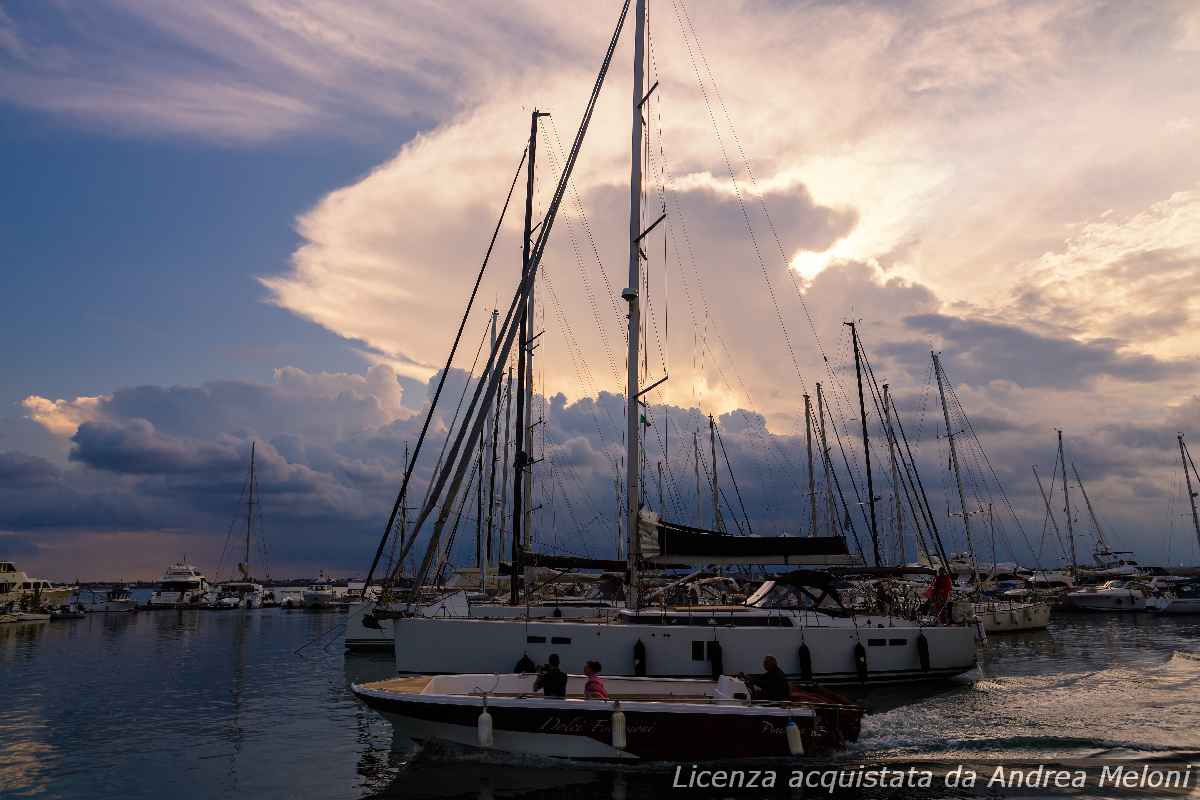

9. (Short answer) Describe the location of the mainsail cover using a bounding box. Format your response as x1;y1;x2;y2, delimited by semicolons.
637;511;856;566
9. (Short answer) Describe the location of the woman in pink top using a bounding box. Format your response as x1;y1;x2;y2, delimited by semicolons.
583;660;609;700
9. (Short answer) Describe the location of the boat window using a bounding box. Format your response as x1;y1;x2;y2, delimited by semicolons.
526;635;546;644
867;638;886;647
888;638;907;646
550;636;571;645
691;641;705;661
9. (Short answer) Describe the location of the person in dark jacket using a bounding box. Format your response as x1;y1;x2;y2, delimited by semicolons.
533;653;568;698
744;655;790;702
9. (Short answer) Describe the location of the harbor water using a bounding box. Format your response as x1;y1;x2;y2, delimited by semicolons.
2;606;1198;799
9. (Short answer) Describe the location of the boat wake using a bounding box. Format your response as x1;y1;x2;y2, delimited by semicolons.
858;650;1200;760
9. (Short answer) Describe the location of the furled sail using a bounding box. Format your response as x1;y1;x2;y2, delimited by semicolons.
637;511;857;566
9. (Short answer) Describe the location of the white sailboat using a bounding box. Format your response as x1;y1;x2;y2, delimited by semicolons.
367;0;979;686
211;442;267;609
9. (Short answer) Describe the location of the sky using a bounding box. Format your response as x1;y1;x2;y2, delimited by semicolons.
2;0;1199;581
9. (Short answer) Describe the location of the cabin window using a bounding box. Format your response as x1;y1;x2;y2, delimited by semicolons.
888;638;907;646
526;635;546;644
691;641;705;661
867;638;886;647
550;637;571;645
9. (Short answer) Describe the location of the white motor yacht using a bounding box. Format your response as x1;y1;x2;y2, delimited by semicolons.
1067;580;1147;611
148;562;210;607
0;562;71;608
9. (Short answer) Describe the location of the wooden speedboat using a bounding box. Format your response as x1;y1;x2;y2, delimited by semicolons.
352;673;860;761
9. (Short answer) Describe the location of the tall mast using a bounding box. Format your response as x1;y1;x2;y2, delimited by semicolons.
709;415;724;532
847;322;881;565
693;430;702;525
621;0;648;610
816;383;836;534
498;366;513;591
933;352;977;586
804;393;816;536
1179;434;1200;553
1058;430;1078;575
883;384;904;563
243;441;255;580
483;310;499;589
511;109;542;605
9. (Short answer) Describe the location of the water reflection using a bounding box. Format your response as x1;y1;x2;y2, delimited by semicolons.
2;609;1198;799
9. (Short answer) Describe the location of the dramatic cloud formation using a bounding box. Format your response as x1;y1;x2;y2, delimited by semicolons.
2;1;1198;576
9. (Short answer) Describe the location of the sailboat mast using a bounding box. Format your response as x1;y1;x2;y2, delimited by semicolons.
884;384;904;563
816;382;836;534
804;393;816;536
483;310;499;589
622;0;647;610
1179;434;1200;553
1058;430;1078;575
511;109;541;605
848;322;881;565
934;352;977;587
244;441;255;580
709;415;723;532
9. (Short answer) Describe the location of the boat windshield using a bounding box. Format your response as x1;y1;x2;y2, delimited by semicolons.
744;580;845;612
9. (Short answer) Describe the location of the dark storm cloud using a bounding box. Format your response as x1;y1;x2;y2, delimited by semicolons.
0;450;62;487
71;419;244;475
890;313;1178;388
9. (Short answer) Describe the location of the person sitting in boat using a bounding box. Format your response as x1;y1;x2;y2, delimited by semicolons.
533;653;568;699
583;660;609;700
742;655;790;702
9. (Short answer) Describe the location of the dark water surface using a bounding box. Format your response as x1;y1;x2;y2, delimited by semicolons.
2;608;1198;799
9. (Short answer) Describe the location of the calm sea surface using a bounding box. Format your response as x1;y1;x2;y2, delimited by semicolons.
2;600;1198;800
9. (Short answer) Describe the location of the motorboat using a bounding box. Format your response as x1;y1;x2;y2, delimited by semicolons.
210;581;265;609
147;562;210;607
1147;580;1200;614
83;585;138;612
352;673;860;760
1067;580;1147;611
50;604;87;620
972;600;1051;633
302;575;345;609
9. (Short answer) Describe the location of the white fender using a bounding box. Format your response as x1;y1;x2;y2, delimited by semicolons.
786;719;805;755
477;702;494;748
611;701;627;750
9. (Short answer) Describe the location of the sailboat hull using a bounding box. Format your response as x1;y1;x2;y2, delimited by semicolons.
391;616;977;685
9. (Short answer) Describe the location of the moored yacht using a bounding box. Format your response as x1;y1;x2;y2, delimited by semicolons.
148;562;210;607
0;562;71;608
1067;580;1147;611
83;585;138;613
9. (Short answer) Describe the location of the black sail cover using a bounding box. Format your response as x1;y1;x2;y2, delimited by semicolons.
637;511;856;566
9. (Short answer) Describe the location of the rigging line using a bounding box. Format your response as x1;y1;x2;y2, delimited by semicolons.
405;0;634;592
668;0;809;405
214;466;251;584
672;0;869;497
665;216;795;505
362;144;527;594
715;424;754;534
537;133;622;386
544;117;627;343
434;452;482;582
422;316;494;508
944;374;1042;567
